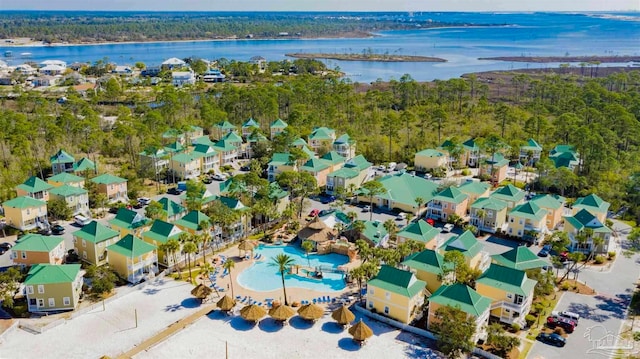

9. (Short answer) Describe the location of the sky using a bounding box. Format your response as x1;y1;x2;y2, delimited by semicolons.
4;0;640;12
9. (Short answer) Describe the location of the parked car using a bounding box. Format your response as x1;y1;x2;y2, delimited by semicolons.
551;310;580;324
0;242;13;250
363;205;371;212
38;227;52;236
426;218;436;226
211;173;227;181
536;332;566;347
51;224;65;235
108;206;120;214
547;316;576;333
538;244;551;257
74;215;92;227
320;195;336;204
309;209;320;217
443;223;454;232
240;164;251;171
202;176;213;184
397;212;407;221
138;197;151;206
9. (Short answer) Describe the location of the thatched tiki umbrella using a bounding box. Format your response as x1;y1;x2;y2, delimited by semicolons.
238;240;257;257
217;294;236;313
297;303;325;322
269;305;296;324
349;319;373;345
331;305;355;327
191;284;213;302
240;304;267;323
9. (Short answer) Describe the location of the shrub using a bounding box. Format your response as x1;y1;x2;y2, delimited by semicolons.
594;255;605;264
525;314;536;327
461;169;471;176
511;323;521;333
560;282;571;291
608;251;616;260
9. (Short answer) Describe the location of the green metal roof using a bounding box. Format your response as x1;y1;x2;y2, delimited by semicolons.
442;230;482;258
530;194;564;210
471;197;508;211
107;234;156;258
353;220;388;245
175;210;211;231
140;147;168;158
345;155;372;171
24;264;81;285
320;151;346;165
172;152;203;164
549;145;579;169
219;196;247;211
215;121;236;130
49;184;88;197
397;220;440;244
308;127;335;141
490;184;525;203
328;167;359;179
509;202;546;221
267;182;289;200
268;153;294;166
108;208;151;230
91;173;127;185
2;196;46;209
433;186;468;205
483;153;509;167
291;138;307;146
17;176;54;194
270;119;288;128
247;132;268;143
73;221;119;244
301;146;316;158
462;138;480;152
143;220;183;244
192;136;216;146
490;246;548;270
243;118;260;128
458;181;490;196
402;249;450;276
74;158;96;172
192;143;218;156
300;158;330;172
476;264;536;296
162;128;184;139
371;173;439;209
50;149;75;164
157;197;186;218
213;139;238;152
48;172;85;184
164;141;185;153
222;131;243;143
564;209;612;233
13;233;64;252
334;133;355;145
521;138;542;152
367;265;426;298
429;283;492;317
573;194;610;213
416;149;445;158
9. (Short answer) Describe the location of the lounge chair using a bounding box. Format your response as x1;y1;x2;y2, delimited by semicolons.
312;299;317;304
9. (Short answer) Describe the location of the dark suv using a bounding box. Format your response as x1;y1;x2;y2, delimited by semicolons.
537;332;566;347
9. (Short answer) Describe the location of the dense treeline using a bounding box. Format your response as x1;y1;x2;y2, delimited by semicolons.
0;12;468;43
0;67;639;220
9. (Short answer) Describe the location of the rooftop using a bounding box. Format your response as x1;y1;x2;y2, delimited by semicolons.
433;186;468;205
442;230;482;259
47;172;85;184
13;233;64;252
17;176;53;194
2;196;46;209
402;248;449;275
367;265;426;298
490;246;548;270
91;173;127;185
476;263;536;296
73;221;119;244
397;220;440;244
509;201;546;221
429;283;492;317
490;184;525;203
24;264;81;285
107;234;156;258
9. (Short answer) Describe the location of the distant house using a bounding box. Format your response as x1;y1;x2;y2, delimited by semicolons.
49;185;90;216
439;230;490;271
270;119;288;139
15;64;37;75
73;157;96;174
320;151;346;172
462;138;482;167
333;134;356;159
32;75;59;87
219;131;244;159
162;57;187;70
169;151;203;180
107;234;158;284
564;209;613;254
174;210;211;235
308;127;336;152
489;184;526;211
529;194;565;230
90;174;128;203
549;145;580;170
506;202;547;240
16;176;53;201
427;186;469;222
50;149;76;175
457;181;491;207
47;172;85;189
202;69;225;83
73;221;120;266
242;118;261;137
267;153;296;182
469;197;508;234
24;264;83;313
39;64;65;76
249;56;267;72
366;265;426;324
325;155;372;196
427;283;491;343
142;220;185;267
157;197;187;222
479;153;509;184
520;139;543;165
108;208;152;237
2;196;48;231
402;248;450;295
396;220;440;249
349;220;388;247
172;70;196;86
356;172;438;216
113;65;133;75
11;234;65;267
139;147;170;174
572;193;610;223
414;149;447;172
212;121;237;140
40;60;66;68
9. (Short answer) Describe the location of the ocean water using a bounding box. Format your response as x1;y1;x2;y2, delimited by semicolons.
1;12;639;82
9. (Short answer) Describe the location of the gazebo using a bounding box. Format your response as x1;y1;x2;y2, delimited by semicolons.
349;319;373;345
238;240;258;258
298;217;336;250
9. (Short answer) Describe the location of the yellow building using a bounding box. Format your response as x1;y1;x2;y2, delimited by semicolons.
506;202;546;240
563;209;613;254
475;263;536;327
47;172;85;188
366;265;426;324
414;149;448;172
16;176;53;201
489;184;526;211
174;210;211;235
530;194;565;230
427;186;469;222
108;208;152;237
142;220;185;267
90;173;128;203
49;184;90;216
439;230;490;271
469;197;508;234
107;234;158;284
396;220;440;249
402;248;451;295
24;264;83;313
270;119;288;140
457;181;491;209
267;153;296;182
2;196;48;231
73;221;120;266
326;155;372;196
299;158;332;187
427;283;492;343
572;193;610;223
479;153;509;184
307;127;336;152
169;151;203;180
356;173;438;216
11;234;65;267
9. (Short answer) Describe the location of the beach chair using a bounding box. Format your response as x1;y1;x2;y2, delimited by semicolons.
312;298;317;304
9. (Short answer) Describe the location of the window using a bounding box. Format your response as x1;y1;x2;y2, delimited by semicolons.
48;298;55;307
506;293;513;299
505;309;511;313
21;251;26;259
384;306;390;314
26;286;34;294
369;288;374;295
83;251;87;259
37;285;45;294
385;292;391;300
63;297;71;306
37;299;44;307
517;231;522;236
519;219;524;225
368;301;374;309
82;239;86;248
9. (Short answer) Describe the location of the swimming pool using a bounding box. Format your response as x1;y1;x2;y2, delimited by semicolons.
236;245;348;293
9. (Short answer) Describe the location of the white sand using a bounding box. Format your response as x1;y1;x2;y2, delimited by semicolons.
0;278;203;359
136;308;443;359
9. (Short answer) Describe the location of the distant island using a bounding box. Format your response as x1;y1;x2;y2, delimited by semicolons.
286;53;447;63
479;55;640;63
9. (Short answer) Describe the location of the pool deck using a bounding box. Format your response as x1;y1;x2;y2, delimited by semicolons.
199;242;362;307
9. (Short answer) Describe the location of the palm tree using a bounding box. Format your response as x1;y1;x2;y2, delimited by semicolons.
199;219;212;263
405;212;414;226
223;259;235;297
361;181;385;221
383;219;397;244
200;262;215;286
270;254;296;305
159;239;181;277
350;220;366;243
414;196;425;217
474;209;486;232
182;241;197;284
301;240;314;267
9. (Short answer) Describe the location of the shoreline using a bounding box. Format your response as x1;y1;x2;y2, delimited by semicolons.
285;52;447;63
479;55;640;63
